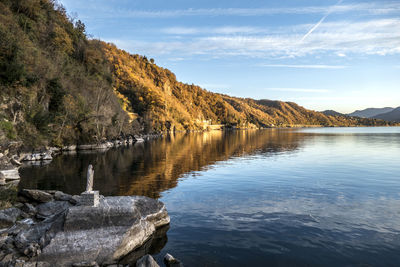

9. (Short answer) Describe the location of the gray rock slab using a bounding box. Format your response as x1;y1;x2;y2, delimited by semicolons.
39;196;170;266
36;201;72;219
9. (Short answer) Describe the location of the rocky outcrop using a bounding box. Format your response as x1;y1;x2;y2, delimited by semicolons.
39;196;169;266
0;190;170;267
22;152;52;161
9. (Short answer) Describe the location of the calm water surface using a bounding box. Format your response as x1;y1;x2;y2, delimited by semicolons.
20;127;400;266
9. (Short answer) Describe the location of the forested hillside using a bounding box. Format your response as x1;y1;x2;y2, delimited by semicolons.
0;0;395;149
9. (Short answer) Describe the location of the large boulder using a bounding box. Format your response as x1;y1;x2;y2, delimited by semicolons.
38;196;170;266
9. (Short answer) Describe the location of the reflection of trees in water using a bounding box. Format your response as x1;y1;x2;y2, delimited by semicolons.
19;130;304;198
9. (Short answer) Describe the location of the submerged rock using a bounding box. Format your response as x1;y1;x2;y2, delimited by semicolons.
38;196;170;266
136;255;160;267
164;253;184;267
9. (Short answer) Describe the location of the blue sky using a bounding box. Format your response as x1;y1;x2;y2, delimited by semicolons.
59;0;400;113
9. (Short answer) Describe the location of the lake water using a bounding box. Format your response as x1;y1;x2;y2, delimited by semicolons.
20;127;400;266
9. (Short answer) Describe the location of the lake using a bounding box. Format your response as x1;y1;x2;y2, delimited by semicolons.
19;127;400;266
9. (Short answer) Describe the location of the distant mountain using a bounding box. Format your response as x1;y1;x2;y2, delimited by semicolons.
322;110;345;116
373;107;400;122
348;107;394;118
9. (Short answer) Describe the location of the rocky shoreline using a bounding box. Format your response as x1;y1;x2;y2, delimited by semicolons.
0;134;162;190
0;188;182;267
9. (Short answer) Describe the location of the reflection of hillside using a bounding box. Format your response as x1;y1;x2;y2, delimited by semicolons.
19;130;304;198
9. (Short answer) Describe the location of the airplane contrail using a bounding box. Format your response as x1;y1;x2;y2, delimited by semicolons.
300;0;344;42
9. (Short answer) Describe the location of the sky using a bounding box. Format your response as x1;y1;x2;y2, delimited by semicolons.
59;0;400;113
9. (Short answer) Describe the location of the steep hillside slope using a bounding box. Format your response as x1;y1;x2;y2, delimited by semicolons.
104;44;391;131
0;0;134;148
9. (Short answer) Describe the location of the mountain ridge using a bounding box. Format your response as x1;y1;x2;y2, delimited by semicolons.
373;107;400;122
348;107;395;118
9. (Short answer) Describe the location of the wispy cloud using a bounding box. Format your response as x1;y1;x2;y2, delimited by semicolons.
162;26;266;35
116;18;400;58
266;88;331;93
258;64;347;69
79;2;400;18
301;0;344;42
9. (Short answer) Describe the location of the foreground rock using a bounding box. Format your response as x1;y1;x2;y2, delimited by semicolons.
39;196;169;266
0;189;170;267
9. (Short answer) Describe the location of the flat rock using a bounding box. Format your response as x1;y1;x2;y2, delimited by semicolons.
77;143;112;150
39;196;169;266
0;168;20;181
19;189;53;203
136;255;160;267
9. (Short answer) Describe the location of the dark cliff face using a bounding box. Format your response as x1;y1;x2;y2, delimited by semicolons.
0;0;395;150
